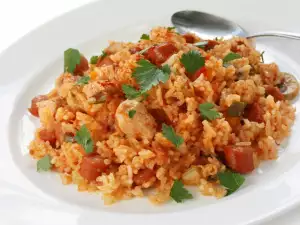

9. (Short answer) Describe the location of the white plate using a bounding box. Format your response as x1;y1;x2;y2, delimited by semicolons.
1;0;300;224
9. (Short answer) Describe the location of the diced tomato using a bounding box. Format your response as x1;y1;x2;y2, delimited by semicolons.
190;66;206;81
133;169;155;186
79;155;108;181
265;86;284;101
39;129;56;147
144;43;178;66
73;55;89;75
28;95;48;117
96;56;114;67
245;102;264;123
129;47;142;54
183;33;196;43
224;145;257;174
205;40;220;51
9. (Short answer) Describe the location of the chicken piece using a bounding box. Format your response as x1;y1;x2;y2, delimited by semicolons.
115;100;157;140
82;81;119;99
259;63;282;85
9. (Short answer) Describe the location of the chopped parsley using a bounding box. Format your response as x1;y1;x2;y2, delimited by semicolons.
194;41;208;49
128;110;136;118
227;102;247;117
223;52;242;65
162;123;184;148
218;171;245;195
90;55;99;64
140;34;150;40
37;155;52;172
167;26;176;31
132;59;171;92
122;84;143;99
180;50;205;74
170;180;193;203
260;51;265;63
64;48;81;74
199;102;221;121
101;50;107;58
75;125;94;154
76;76;90;85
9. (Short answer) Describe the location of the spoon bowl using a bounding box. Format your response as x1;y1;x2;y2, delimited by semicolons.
172;10;300;40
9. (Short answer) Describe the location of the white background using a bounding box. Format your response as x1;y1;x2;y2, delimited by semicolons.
0;0;298;224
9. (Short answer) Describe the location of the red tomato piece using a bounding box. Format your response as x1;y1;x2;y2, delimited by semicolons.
129;47;142;54
73;55;89;75
79;155;108;181
28;95;48;117
133;169;155;186
224;145;257;174
144;43;178;66
183;33;196;43
246;102;264;123
96;56;114;67
204;40;220;51
265;86;284;101
39;129;56;147
190;67;206;82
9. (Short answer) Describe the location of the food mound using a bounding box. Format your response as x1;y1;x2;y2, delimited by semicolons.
28;27;298;205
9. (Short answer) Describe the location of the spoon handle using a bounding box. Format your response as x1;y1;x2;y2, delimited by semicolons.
247;31;300;40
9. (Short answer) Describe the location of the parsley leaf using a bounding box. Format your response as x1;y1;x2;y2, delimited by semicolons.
170;180;193;203
132;59;171;92
194;41;208;49
64;48;81;74
199;103;221;121
101;50;107;58
167;26;176;31
140;34;150;40
260;51;265;63
75;125;94;154
162;123;184;148
122;84;143;99
223;52;242;65
128;110;136;118
180;50;205;74
218;171;245;196
37;155;52;172
76;76;90;85
90;55;99;64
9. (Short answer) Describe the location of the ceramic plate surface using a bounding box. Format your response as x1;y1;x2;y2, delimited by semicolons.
1;0;300;224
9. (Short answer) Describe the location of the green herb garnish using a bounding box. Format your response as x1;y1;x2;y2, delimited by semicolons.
132;59;171;92
101;50;107;58
75;125;93;154
199;103;221;121
140;34;150;40
223;52;242;65
76;76;90;85
122;84;143;99
90;55;99;64
37;155;52;172
64;48;81;74
167;27;176;31
260;51;265;63
128;110;136;118
162;123;184;148
180;50;205;74
170;180;193;203
218;171;245;195
227;102;247;117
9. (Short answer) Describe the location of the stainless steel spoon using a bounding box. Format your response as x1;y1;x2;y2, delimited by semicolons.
171;10;300;40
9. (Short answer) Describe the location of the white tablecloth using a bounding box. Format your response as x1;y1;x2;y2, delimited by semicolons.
0;0;298;224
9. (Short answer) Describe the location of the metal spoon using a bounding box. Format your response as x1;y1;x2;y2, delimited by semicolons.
171;10;300;40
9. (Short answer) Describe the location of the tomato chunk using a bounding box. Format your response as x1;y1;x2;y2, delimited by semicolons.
79;155;108;181
205;40;220;51
183;33;196;43
224;145;257;174
74;55;89;75
28;95;48;117
129;47;142;54
144;43;178;66
96;56;114;67
39;129;56;147
245;102;264;123
133;169;155;186
265;86;284;101
190;66;206;81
